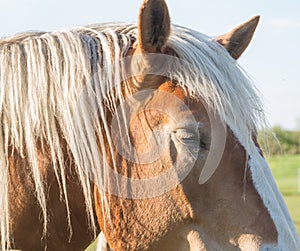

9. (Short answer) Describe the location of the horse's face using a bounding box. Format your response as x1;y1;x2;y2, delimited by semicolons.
96;82;277;250
95;0;278;250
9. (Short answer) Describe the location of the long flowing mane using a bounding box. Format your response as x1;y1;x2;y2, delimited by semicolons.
0;23;267;249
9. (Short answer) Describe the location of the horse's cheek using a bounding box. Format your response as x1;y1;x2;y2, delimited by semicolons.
95;185;193;250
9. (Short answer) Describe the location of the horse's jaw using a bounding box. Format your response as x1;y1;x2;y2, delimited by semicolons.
150;224;279;251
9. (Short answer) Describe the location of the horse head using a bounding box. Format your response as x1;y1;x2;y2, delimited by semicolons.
94;1;299;250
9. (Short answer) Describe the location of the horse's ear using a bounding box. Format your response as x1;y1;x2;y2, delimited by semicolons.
216;16;260;60
137;0;171;53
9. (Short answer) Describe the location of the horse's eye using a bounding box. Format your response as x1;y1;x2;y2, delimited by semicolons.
174;129;198;142
173;128;208;150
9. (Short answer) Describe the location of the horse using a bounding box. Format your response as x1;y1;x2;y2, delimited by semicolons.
1;0;299;250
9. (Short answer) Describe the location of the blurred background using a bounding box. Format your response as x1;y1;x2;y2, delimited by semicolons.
0;0;298;248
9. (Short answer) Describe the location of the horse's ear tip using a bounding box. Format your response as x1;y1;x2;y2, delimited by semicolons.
247;15;261;34
140;0;167;5
139;0;168;11
248;15;261;27
252;15;261;21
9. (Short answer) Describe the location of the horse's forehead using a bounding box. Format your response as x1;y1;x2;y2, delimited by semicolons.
158;81;187;101
157;81;208;116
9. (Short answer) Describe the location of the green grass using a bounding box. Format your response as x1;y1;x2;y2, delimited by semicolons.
267;155;300;235
85;240;98;251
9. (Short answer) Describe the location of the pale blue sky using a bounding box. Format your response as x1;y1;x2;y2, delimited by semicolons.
0;0;299;129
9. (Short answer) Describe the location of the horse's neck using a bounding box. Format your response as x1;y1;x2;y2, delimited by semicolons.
8;146;98;250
